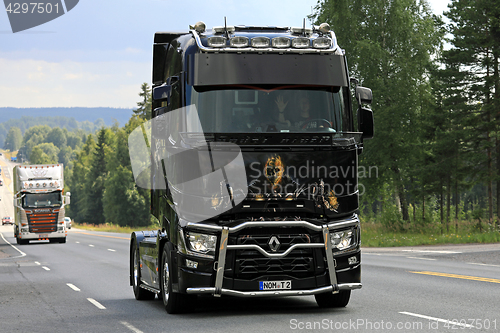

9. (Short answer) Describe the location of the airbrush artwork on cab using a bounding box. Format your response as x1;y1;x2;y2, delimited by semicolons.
247;154;340;213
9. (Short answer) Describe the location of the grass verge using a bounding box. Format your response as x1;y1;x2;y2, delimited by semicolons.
362;221;500;247
73;221;500;247
73;222;157;234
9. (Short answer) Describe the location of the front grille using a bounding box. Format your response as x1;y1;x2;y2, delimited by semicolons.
226;228;324;280
27;212;59;233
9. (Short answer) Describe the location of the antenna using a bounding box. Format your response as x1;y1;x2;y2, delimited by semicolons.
224;17;229;39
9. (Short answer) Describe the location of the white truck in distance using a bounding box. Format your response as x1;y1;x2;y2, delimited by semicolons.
13;164;70;244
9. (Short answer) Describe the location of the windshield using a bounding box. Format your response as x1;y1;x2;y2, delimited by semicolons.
23;192;62;208
188;86;350;133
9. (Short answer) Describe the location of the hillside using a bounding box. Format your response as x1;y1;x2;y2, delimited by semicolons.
0;107;134;148
0;107;133;126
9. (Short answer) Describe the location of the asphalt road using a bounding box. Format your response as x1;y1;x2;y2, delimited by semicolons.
1;158;499;332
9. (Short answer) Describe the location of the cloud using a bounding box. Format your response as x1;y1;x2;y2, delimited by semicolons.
0;58;150;107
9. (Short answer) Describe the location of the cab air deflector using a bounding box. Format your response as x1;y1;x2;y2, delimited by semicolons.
189;53;348;87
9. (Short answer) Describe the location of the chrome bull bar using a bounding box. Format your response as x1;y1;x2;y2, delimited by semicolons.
185;216;361;297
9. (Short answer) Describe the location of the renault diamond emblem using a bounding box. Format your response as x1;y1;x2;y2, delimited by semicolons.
268;235;280;252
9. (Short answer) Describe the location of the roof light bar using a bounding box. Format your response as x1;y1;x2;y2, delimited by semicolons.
312;37;332;49
272;37;291;48
208;36;226;47
230;36;249;48
292;37;310;48
251;36;270;48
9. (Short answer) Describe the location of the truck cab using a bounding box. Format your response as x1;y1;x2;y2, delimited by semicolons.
130;21;373;313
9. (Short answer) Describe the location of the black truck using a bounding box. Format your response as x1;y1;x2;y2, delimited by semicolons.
129;21;374;314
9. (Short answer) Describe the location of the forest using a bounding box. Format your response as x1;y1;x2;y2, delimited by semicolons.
312;0;500;235
3;0;500;238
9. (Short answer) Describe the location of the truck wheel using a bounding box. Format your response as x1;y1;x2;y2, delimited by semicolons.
59;238;66;244
161;243;193;314
315;290;351;308
132;242;156;300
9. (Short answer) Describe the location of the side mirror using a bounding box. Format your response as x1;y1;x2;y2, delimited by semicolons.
358;107;374;139
65;192;71;205
153;84;172;102
355;86;373;105
14;197;22;209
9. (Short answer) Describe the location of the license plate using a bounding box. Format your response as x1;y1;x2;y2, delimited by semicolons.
259;280;291;291
39;234;48;238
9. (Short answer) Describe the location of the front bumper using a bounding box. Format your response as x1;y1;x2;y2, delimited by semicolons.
177;216;362;297
19;230;66;240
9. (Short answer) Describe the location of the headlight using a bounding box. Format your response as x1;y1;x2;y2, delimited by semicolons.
330;229;355;250
185;232;217;255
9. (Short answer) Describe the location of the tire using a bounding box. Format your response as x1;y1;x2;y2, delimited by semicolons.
161;243;194;314
315;290;351;308
132;242;156;300
59;238;66;244
15;227;28;245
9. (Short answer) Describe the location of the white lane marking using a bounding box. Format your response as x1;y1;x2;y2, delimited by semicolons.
76;241;80;244
121;321;144;333
107;249;116;252
87;298;106;309
0;233;26;259
400;311;474;328
406;257;437;261
34;261;41;265
66;283;81;292
402;250;461;254
468;262;500;268
89;244;94;247
42;266;50;271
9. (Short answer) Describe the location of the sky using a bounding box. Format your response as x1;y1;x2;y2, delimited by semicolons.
0;0;451;109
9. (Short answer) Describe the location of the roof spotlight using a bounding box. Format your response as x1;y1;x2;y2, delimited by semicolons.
193;21;206;33
319;22;331;34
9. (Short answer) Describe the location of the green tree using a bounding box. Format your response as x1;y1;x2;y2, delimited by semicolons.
3;127;23;151
46;127;67;148
29;146;53;164
133;83;152;120
312;0;444;222
68;135;96;222
27;142;59;164
85;128;113;224
445;0;500;223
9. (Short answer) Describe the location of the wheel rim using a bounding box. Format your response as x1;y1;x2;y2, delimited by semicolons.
162;257;170;302
133;250;139;288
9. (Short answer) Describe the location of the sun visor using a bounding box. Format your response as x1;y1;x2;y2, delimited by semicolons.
189;53;348;87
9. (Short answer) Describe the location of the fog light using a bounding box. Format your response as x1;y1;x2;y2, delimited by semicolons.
348;256;358;265
186;259;198;269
